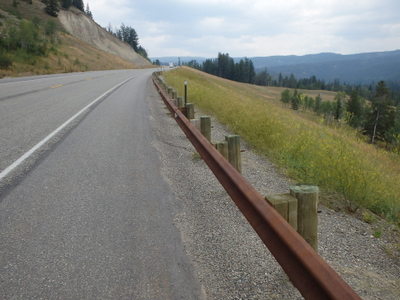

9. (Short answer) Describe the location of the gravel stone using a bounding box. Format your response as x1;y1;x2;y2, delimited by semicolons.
148;83;400;299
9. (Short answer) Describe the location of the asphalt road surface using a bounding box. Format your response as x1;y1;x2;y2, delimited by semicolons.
0;69;204;299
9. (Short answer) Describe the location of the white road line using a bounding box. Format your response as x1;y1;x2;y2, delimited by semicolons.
0;76;134;182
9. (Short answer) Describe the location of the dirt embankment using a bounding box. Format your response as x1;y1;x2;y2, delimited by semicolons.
58;8;151;67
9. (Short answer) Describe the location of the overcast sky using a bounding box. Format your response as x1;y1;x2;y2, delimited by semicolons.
89;0;400;58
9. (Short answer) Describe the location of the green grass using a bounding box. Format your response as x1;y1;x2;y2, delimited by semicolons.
164;67;400;224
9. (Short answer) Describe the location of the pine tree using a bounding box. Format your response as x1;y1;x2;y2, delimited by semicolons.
61;0;72;9
280;89;291;105
278;73;283;86
291;90;300;110
137;46;148;59
248;59;255;83
314;94;322;114
364;81;393;143
288;74;297;88
334;92;345;120
85;3;93;19
72;0;84;12
385;108;400;149
347;90;364;128
45;0;59;17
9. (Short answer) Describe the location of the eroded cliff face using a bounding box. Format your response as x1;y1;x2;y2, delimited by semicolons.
58;8;151;67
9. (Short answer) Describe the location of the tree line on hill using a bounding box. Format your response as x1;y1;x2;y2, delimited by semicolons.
265;71;400;107
182;53;400;151
105;24;148;60
185;53;257;84
183;53;400;105
41;0;92;18
280;81;400;150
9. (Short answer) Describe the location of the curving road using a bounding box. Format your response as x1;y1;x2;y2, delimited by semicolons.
0;69;204;299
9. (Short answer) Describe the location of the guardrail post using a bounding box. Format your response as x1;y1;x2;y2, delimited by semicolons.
190;118;201;130
200;116;211;142
290;185;319;251
266;194;298;230
225;135;241;173
215;141;228;159
186;103;195;119
184;80;188;106
172;89;177;100
177;96;184;109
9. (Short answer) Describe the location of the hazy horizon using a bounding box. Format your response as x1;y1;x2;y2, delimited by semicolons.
149;49;400;59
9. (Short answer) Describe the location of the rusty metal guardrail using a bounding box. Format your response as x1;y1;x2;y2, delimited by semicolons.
152;74;361;300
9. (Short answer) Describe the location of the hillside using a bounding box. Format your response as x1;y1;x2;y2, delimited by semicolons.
58;8;150;67
164;67;400;225
0;0;150;77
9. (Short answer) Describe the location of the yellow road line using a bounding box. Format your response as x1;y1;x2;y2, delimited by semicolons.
50;84;64;89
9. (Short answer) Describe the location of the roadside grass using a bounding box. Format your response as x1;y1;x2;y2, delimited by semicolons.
0;32;138;77
0;0;64;31
164;67;400;224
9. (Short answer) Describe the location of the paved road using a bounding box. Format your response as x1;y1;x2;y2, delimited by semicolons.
0;70;203;299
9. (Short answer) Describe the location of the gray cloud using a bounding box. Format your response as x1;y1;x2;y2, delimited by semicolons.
90;0;400;57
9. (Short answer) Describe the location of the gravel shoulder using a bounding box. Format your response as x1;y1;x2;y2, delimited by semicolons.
147;79;400;299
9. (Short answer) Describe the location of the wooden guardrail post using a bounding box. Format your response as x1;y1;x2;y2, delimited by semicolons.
266;194;298;230
167;87;172;97
200;116;211;142
225;135;241;173
177;96;184;109
290;185;319;251
184;80;188;106
185;103;195;119
215;141;228;159
172;89;177;100
190;118;201;130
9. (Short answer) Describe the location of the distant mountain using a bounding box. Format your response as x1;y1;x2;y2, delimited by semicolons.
154;50;400;84
252;50;400;84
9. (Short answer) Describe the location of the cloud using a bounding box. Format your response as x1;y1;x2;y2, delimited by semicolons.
89;0;400;57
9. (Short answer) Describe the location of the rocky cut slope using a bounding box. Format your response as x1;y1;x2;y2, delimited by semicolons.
58;7;150;67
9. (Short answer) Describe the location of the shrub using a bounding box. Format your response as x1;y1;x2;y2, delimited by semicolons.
0;52;12;68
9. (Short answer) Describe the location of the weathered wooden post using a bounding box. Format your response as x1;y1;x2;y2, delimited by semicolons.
225;135;241;173
186;103;195;119
290;185;319;251
190;118;201;130
266;194;298;230
184;80;188;106
200;116;211;142
177;96;185;109
167;87;173;97
215;141;228;159
171;89;177;100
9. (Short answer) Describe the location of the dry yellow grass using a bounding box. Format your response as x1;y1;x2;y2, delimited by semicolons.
164;67;400;224
0;32;142;78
